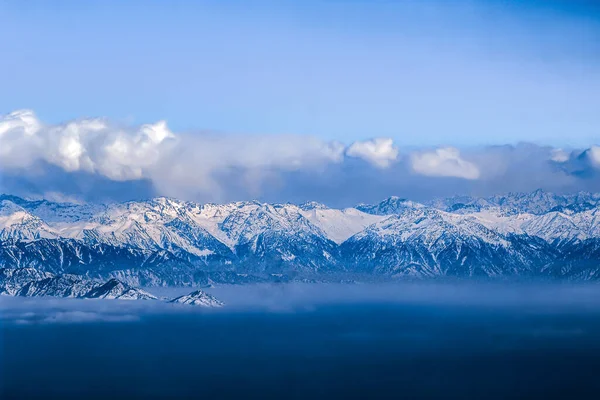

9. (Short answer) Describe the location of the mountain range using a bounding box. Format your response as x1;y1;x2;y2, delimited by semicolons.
0;267;222;306
2;189;600;284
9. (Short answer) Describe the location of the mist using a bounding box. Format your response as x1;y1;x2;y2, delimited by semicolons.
3;281;600;325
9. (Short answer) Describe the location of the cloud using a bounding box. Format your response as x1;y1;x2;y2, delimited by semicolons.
0;110;347;201
147;133;347;200
410;147;480;180
585;146;600;167
346;138;399;168
0;110;175;180
550;148;570;163
3;110;600;206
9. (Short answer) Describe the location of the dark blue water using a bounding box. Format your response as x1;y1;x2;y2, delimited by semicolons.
3;302;600;399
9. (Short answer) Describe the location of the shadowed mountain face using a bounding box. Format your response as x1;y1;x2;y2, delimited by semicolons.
2;190;600;284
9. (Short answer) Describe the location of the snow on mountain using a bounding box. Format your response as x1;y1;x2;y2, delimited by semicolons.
0;267;54;295
183;202;242;248
85;278;157;300
430;189;600;216
461;207;600;244
459;208;532;235
2;190;600;282
353;208;510;246
299;203;386;244
521;212;588;243
0;200;58;241
169;289;224;307
214;201;339;273
0;268;230;304
357;196;425;215
340;207;553;277
0;194;105;223
217;202;319;244
0;268;157;300
17;274;99;298
0;238;201;286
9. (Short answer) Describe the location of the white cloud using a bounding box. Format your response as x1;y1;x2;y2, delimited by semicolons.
149;134;346;200
346;138;398;168
4;110;600;204
0;110;347;199
586;146;600;167
0;109;40;137
410;147;480;180
550;148;570;163
0;110;175;180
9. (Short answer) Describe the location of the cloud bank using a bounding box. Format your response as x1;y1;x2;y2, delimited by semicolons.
4;282;600;326
1;110;600;206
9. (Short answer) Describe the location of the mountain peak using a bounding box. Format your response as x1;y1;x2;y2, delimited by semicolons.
299;201;329;211
356;196;423;215
85;278;157;300
169;289;224;307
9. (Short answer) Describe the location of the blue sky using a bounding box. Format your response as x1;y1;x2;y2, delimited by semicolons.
1;0;599;147
2;1;600;204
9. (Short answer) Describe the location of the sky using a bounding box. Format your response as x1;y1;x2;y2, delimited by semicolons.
0;0;599;205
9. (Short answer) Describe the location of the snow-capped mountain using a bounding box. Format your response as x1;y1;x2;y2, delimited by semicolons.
0;268;154;300
428;189;600;216
3;190;600;282
299;201;385;244
341;208;554;277
85;278;158;300
0;238;199;286
169;289;224;307
0;267;54;295
0;268;222;306
0;200;58;241
357;196;425;216
216;201;340;273
17;274;100;298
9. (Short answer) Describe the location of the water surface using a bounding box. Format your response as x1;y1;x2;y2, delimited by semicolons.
2;283;600;399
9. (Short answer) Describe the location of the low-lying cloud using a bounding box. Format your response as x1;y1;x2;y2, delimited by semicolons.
1;110;600;206
4;282;600;325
